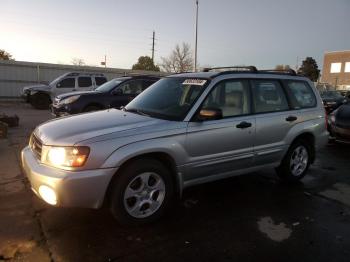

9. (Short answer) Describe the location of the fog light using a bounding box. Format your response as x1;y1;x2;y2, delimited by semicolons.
38;185;57;205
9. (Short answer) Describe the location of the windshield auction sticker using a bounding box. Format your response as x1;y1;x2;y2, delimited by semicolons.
182;79;207;86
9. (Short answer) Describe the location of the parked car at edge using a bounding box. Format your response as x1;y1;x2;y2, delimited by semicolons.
328;102;350;143
21;67;328;225
51;76;160;117
22;72;107;109
320;90;348;113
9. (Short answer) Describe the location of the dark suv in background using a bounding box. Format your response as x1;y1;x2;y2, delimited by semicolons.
51;75;160;116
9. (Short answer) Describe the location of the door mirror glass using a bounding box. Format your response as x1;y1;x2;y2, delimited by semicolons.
197;108;223;121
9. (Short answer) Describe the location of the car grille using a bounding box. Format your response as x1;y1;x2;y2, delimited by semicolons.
30;134;43;160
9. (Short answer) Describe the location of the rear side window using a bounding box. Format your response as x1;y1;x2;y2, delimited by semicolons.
286;81;317;109
78;77;92;88
57;78;75;88
252;80;289;113
95;77;107;86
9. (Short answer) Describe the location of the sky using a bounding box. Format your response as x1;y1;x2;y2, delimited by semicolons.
1;0;349;70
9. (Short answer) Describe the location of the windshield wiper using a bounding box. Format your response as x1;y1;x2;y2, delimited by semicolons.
122;107;151;117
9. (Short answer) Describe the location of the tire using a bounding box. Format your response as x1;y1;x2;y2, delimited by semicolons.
109;158;174;226
31;93;51;110
276;139;312;183
84;105;101;112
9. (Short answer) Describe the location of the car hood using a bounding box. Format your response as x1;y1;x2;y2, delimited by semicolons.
34;109;167;146
23;84;50;91
56;90;99;100
322;97;344;103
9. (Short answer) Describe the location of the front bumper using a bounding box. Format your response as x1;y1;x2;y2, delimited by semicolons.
21;146;118;208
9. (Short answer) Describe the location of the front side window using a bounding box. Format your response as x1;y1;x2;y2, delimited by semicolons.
57;78;75;88
118;80;144;95
125;77;209;120
78;77;92;88
286;81;316;108
252;80;289;113
201;80;251;118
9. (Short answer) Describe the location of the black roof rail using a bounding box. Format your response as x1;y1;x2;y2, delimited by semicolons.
259;69;297;76
203;66;258;73
66;72;106;77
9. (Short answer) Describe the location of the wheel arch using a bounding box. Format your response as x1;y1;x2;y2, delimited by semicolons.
289;132;316;163
103;151;182;206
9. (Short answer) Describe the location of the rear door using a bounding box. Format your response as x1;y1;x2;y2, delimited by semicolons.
185;79;255;181
252;79;298;165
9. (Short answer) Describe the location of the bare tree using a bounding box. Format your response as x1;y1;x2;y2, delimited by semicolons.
161;43;193;73
71;58;85;66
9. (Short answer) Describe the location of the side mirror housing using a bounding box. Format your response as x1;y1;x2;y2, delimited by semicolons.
196;108;223;121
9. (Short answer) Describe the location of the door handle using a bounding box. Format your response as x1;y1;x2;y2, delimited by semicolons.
236;121;252;129
286;116;298;122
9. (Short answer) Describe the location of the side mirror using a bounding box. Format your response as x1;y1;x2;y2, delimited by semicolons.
196;108;223;121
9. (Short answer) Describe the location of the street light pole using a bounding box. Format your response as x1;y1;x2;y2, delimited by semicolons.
194;0;199;72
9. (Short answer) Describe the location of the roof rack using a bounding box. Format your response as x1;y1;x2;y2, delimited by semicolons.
259;69;297;76
202;66;258;73
67;72;106;77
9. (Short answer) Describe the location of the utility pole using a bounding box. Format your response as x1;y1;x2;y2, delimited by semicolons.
194;0;199;72
104;55;107;68
151;31;155;62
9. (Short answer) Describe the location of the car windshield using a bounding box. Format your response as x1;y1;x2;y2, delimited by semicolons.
125;77;209;121
95;78;128;92
321;91;343;99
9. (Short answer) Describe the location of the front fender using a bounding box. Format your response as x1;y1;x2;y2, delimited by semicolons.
100;137;188;169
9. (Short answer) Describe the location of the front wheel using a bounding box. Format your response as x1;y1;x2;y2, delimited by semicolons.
276;140;312;183
109;158;174;226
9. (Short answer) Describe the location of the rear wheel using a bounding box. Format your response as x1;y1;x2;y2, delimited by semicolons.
276;140;312;183
109;158;174;226
31;93;51;109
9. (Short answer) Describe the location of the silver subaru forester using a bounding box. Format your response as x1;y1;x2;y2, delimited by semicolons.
21;67;328;225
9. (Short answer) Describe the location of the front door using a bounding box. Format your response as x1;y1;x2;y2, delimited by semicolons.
53;77;76;97
110;80;144;108
185;79;255;182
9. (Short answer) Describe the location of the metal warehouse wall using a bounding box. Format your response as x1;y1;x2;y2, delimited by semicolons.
0;60;165;97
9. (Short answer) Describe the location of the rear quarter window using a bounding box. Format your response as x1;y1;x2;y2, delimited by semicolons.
285;81;317;109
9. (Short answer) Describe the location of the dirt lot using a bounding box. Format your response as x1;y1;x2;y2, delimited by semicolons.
1;102;350;262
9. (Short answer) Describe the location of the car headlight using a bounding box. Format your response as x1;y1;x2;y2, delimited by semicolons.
59;95;80;105
42;146;90;168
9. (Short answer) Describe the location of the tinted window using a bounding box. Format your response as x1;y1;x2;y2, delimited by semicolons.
202;80;251;118
142;80;157;90
252;80;289;113
119;80;143;95
78;77;92;88
95;77;107;86
57;78;75;88
286;81;316;108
